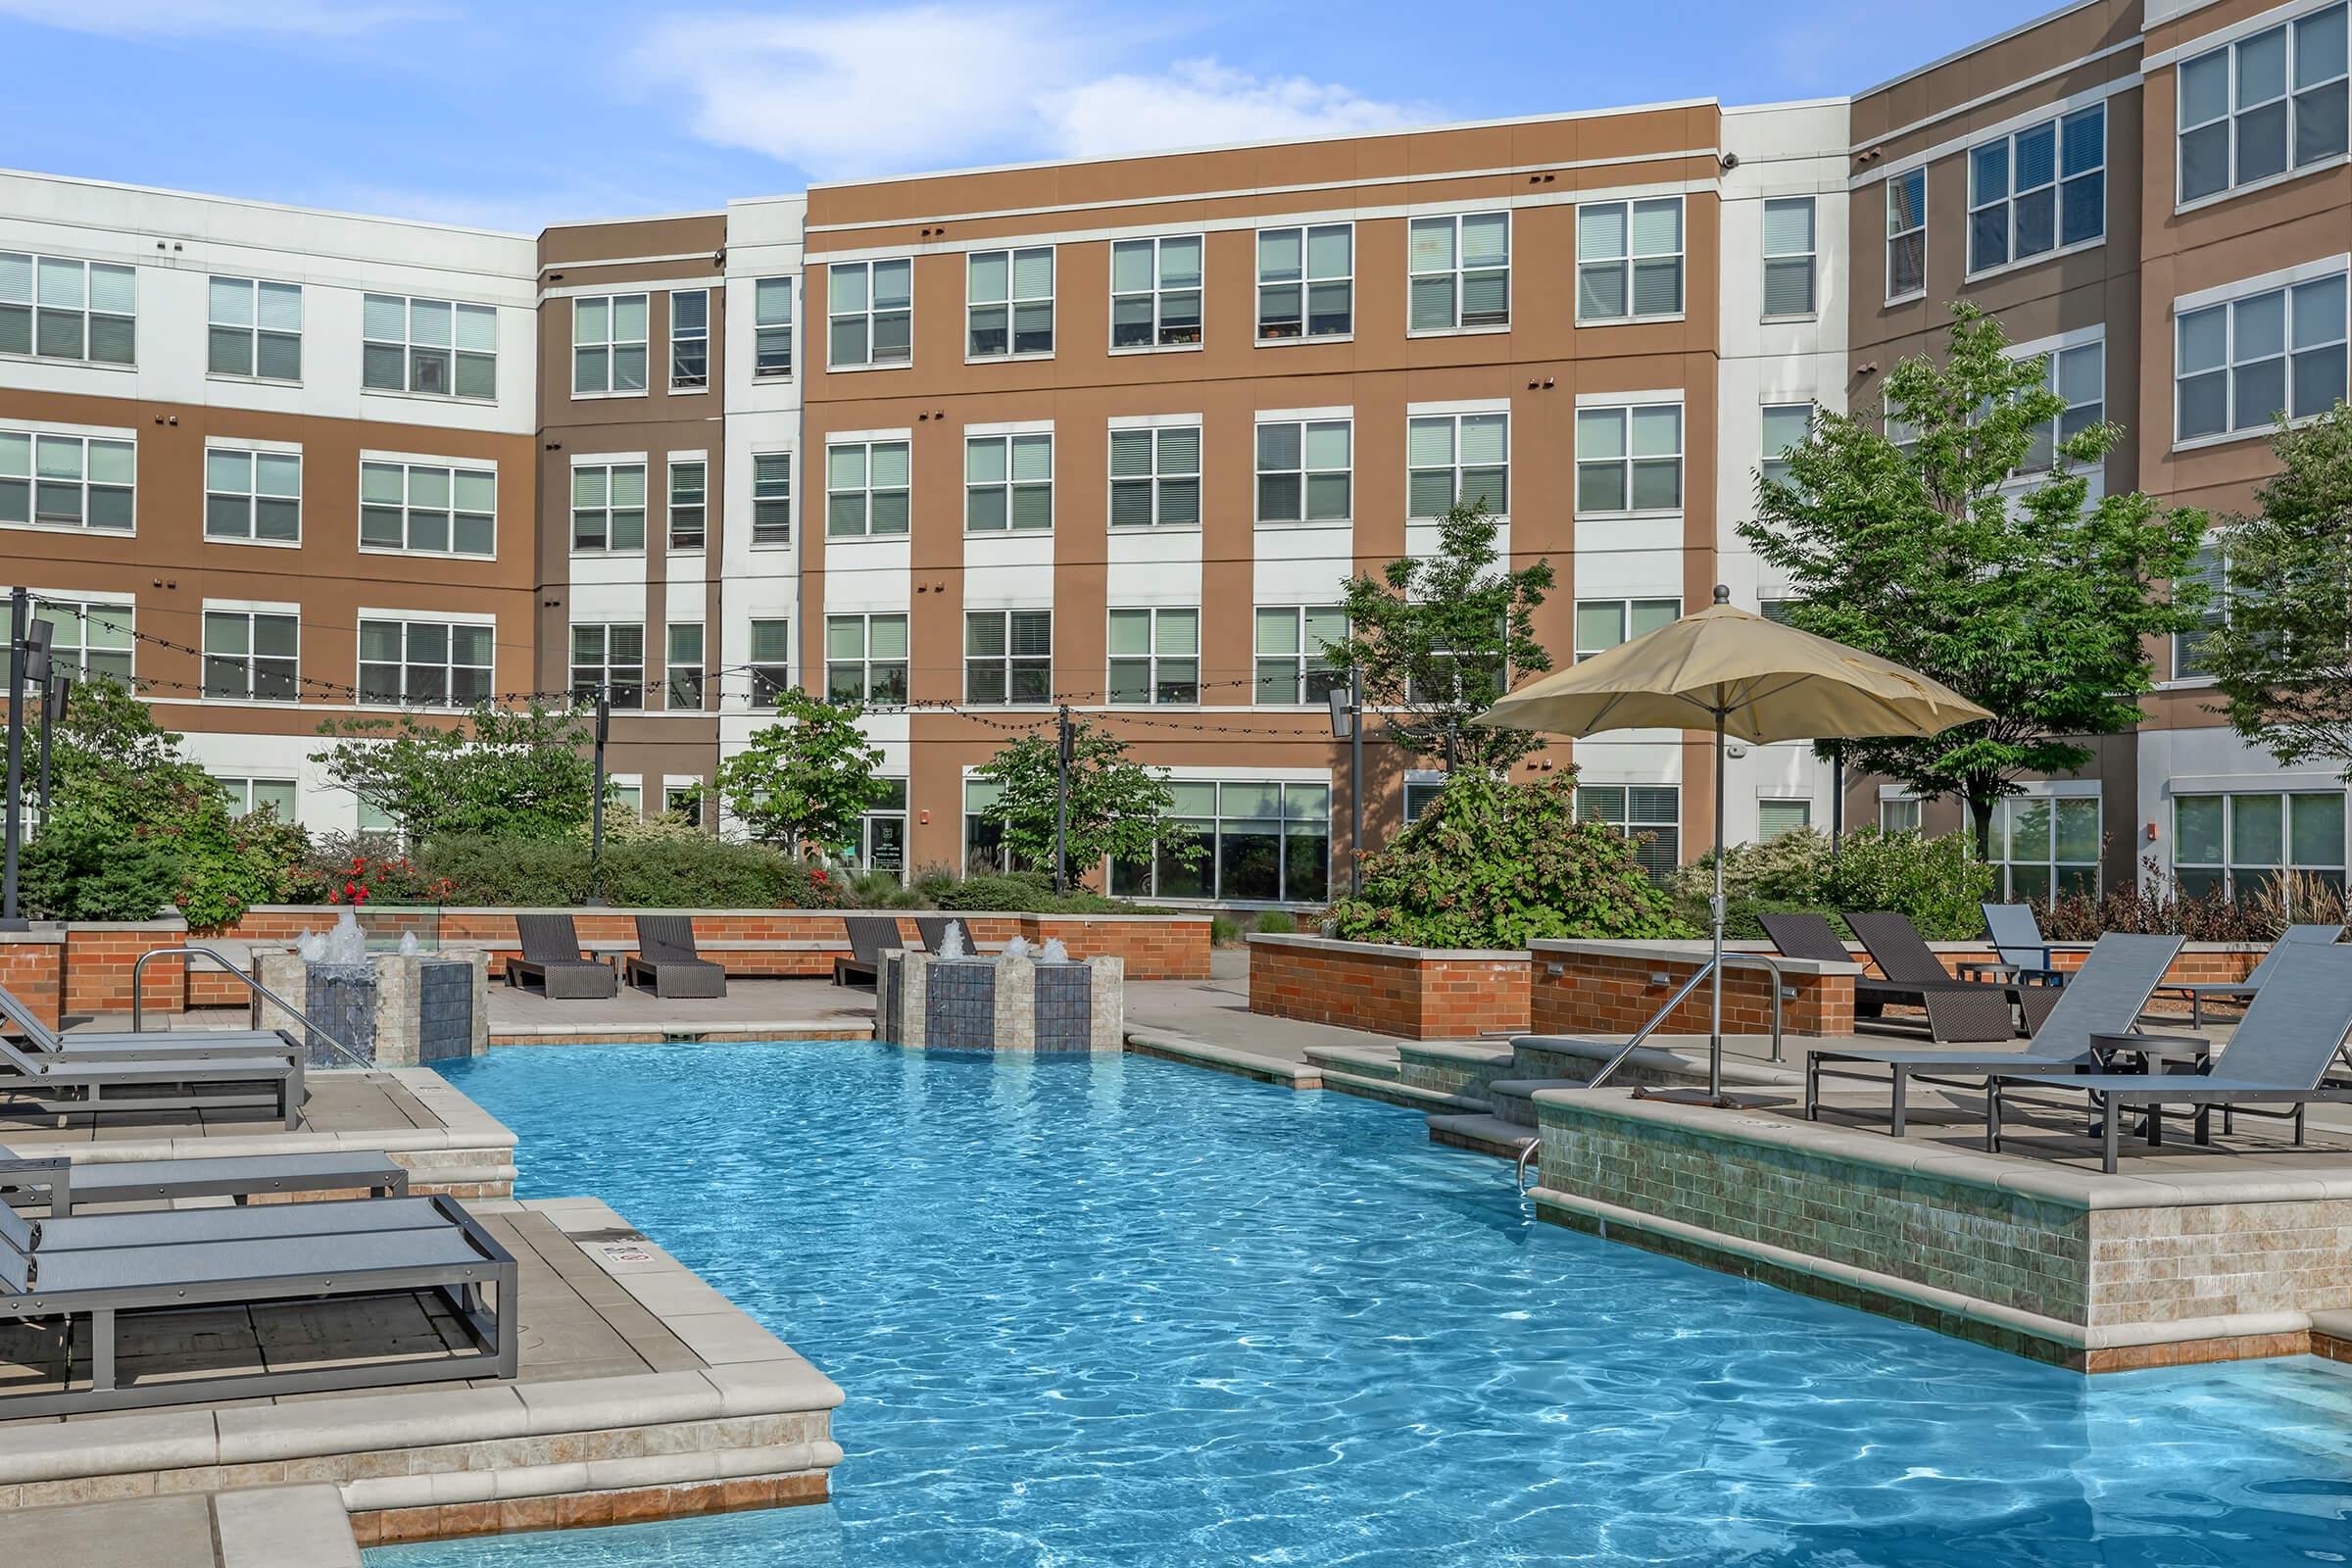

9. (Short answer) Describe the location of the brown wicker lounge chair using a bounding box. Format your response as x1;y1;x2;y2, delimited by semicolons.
623;915;727;1000
505;913;616;1000
834;915;905;988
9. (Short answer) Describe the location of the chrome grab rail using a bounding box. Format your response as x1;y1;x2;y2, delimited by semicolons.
1582;952;1797;1091
128;945;371;1069
1514;1137;1541;1193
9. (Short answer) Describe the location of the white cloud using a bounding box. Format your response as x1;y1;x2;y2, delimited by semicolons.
0;0;426;36
636;6;1432;178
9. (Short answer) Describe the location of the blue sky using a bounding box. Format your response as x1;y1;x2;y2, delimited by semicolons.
1;1;2063;232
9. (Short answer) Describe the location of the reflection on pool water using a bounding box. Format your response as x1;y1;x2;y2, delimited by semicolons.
369;1043;2352;1567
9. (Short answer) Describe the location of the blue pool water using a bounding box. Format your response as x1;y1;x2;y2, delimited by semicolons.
371;1043;2352;1567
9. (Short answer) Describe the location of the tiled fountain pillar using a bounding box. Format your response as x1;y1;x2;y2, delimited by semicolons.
878;952;1122;1051
255;949;490;1067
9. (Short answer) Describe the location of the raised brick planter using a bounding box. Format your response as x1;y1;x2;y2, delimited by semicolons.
1529;939;1861;1039
0;927;66;1032
1247;934;1530;1041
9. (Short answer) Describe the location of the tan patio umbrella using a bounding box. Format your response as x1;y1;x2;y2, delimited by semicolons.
1475;586;1991;1103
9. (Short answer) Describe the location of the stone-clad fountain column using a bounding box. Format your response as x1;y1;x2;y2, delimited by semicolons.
253;908;490;1067
878;925;1122;1051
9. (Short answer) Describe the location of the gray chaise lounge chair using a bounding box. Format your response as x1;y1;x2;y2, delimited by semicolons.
2150;922;2343;1027
1803;933;2185;1135
834;914;904;988
1761;912;2020;1044
1987;942;2352;1173
0;1193;514;1415
623;915;727;1000
1846;910;2062;1039
0;980;303;1063
0;1036;300;1128
1957;904;2068;987
505;913;617;1000
0;1142;405;1214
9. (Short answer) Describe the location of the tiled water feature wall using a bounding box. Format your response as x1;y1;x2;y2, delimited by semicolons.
877;950;1123;1052
256;949;491;1066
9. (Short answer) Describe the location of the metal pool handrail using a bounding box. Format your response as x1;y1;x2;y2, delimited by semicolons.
128;945;371;1069
1582;952;1797;1091
1514;1137;1541;1193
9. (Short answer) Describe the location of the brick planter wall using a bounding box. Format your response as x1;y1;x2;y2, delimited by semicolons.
1247;934;1530;1040
1529;941;1858;1038
0;929;66;1032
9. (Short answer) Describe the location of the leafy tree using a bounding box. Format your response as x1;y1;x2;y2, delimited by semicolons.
1742;304;2209;855
311;701;597;843
1326;772;1694;948
1326;500;1556;771
713;691;891;854
36;676;219;828
2197;402;2352;776
970;718;1204;886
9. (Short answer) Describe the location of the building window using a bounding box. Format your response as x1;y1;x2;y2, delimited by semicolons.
0;253;134;366
360;459;495;557
1577;198;1684;321
752;453;792;546
2175;540;2230;680
964;610;1052;705
1575;598;1680;661
854;779;908;879
1109;426;1200;528
363;293;495;399
966;433;1053;532
827;260;911;368
2177;271;2349;442
754;277;793;378
1578;783;1682;881
360;617;492;707
217;776;298;821
0;429;134;532
1994;796;2101;901
1760;403;1812;490
572;294;648;395
1403;780;1448;823
2023;340;2105;472
666;622;704;710
1110;781;1331;905
1881;798;1922;834
1110;235;1203;349
204;448;301;544
1886;169;1928;300
1255;419;1350;524
967;247;1054;357
1969;107;2105;275
1408;212;1509;330
1254;607;1346;705
26;599;132;685
1406;413;1507;518
1108;607;1199;705
667;460;707;551
826;440;909;537
207;276;301;381
826;613;908;706
569;463;646;553
669;289;710;390
749;618;792;707
1758;800;1813;842
203;609;299;702
570;623;645;710
665;780;706;827
1257;224;1351;340
1577;405;1683;514
2179;6;2350;205
612;778;644;819
1760;198;1817;318
965;778;1012;874
2177;790;2347;899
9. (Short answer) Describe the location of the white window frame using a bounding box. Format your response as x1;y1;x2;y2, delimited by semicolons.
0;426;136;534
748;617;792;708
2174;268;2350;448
1967;105;2108;279
666;620;705;711
965;431;1054;534
966;246;1054;361
569;621;646;710
667;457;708;552
753;276;794;379
1107;607;1200;706
1886;169;1928;303
1256;223;1353;343
203;444;302;548
825;612;909;706
24;596;132;686
1407;211;1511;333
2175;789;2348;900
1109;234;1205;352
362;292;497;401
1574;597;1682;661
1990;795;2103;902
1576;197;1685;323
1108;424;1201;529
1759;402;1813;490
2016;333;2106;474
825;439;910;538
206;275;302;383
358;614;495;709
2173;536;2230;683
1881;797;1923;834
1760;197;1817;320
1107;779;1333;906
2177;5;2351;211
1757;798;1815;843
964;609;1053;706
826;260;911;370
0;252;135;368
1252;606;1347;706
1575;403;1685;516
359;455;497;560
752;450;793;548
1254;417;1352;525
570;462;647;555
201;605;301;705
1405;411;1509;520
216;775;299;821
668;287;710;392
1576;782;1683;881
571;293;649;397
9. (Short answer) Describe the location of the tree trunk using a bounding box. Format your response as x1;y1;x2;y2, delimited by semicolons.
1969;794;1996;862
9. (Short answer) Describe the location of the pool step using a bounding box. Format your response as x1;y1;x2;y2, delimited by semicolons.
2168;1365;2352;1465
1302;1044;1403;1082
1317;1068;1488;1115
1426;1111;1537;1160
1486;1078;1589;1127
1396;1042;1518;1099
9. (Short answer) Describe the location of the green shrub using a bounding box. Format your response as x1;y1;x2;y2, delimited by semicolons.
1818;828;1991;940
837;867;926;908
1208;914;1242;945
416;834;836;908
25;794;307;929
21;813;183;921
930;871;1139;914
1668;827;1832;908
1253;910;1298;935
1327;772;1696;949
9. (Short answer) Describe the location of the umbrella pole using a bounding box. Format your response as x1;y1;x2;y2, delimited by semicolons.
1710;710;1726;1102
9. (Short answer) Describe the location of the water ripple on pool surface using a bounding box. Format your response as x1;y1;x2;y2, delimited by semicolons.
370;1044;2352;1567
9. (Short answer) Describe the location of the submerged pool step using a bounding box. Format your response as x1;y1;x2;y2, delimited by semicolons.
1316;1067;1488;1115
1396;1042;1518;1099
1301;1045;1404;1082
1426;1110;1536;1160
1487;1078;1587;1127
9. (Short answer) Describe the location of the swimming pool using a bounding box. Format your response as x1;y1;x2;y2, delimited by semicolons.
371;1043;2352;1567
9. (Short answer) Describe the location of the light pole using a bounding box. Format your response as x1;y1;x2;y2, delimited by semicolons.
586;686;610;906
1328;674;1364;896
2;593;51;926
35;673;69;836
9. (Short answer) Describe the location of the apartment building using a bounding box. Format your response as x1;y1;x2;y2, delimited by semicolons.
1;0;2344;906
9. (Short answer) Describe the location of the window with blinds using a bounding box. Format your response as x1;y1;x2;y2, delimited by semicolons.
752;452;792;546
1757;800;1813;843
754;277;793;378
749;618;792;707
1577;784;1682;881
966;433;1052;532
205;448;301;544
1255;419;1350;524
1257;224;1351;340
1759;403;1812;490
570;623;645;710
1886;170;1928;300
1406;413;1506;518
0;428;133;532
360;618;492;707
2179;5;2348;205
826;441;909;537
570;464;646;553
1108;608;1199;704
1109;426;1200;527
361;459;495;557
2176;270;2349;443
1970;105;2105;274
1578;199;1684;322
208;276;301;381
1407;213;1509;330
965;610;1052;704
572;294;648;394
363;293;495;399
1576;405;1683;514
1761;198;1816;318
669;289;710;390
1253;606;1346;705
968;248;1054;357
828;260;911;368
0;253;135;366
1111;236;1203;349
667;459;707;551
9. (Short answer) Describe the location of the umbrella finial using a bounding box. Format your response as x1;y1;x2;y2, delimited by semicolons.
1712;583;1730;606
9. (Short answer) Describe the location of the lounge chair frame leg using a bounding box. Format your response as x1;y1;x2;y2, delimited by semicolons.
2102;1098;2120;1175
1890;1069;1907;1138
92;1307;115;1396
1985;1082;2003;1152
